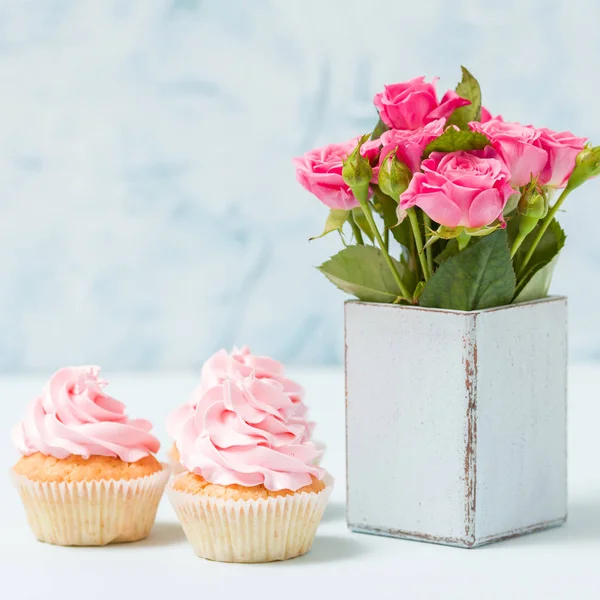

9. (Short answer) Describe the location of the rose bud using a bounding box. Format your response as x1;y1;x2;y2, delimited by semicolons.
378;151;412;201
566;145;600;191
342;134;373;197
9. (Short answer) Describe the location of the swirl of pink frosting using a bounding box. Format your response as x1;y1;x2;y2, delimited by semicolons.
176;374;324;491
167;346;311;439
11;366;160;462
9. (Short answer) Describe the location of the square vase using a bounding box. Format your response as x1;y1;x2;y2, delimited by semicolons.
345;296;567;548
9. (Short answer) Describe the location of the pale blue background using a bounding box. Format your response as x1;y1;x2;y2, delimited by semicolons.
0;0;598;371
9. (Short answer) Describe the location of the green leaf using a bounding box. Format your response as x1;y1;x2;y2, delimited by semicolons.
423;127;490;158
372;187;412;247
420;229;515;310
318;245;415;303
511;219;565;302
543;218;567;255
446;66;482;128
514;256;559;303
509;216;566;274
351;207;375;243
371;117;388;141
434;239;459;265
310;209;348;241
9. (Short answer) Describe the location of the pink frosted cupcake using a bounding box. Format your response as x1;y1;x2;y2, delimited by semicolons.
167;373;333;563
167;346;324;472
11;366;170;546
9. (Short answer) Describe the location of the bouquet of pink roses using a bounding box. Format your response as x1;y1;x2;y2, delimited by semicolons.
294;67;600;309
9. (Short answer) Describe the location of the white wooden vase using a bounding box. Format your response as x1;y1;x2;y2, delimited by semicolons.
345;296;567;548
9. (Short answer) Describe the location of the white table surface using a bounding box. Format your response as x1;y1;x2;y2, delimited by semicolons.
1;366;599;599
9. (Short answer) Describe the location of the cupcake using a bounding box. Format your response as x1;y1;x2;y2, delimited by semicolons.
11;366;170;546
167;373;332;563
167;346;324;472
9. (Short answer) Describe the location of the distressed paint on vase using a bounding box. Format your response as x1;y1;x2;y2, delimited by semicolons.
345;297;567;548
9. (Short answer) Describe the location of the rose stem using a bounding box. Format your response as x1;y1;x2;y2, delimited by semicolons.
518;187;572;276
510;233;527;259
355;191;412;300
423;213;434;277
407;208;430;281
347;211;364;245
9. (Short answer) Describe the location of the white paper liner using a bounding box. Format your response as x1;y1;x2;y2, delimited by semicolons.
167;473;334;563
11;465;171;546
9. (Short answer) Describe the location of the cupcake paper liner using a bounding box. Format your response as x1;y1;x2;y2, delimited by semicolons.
12;465;170;546
167;473;334;563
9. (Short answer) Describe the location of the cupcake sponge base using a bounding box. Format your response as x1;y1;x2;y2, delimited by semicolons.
14;452;163;482
167;472;333;563
172;471;326;500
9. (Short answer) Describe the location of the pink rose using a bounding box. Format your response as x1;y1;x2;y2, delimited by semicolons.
536;128;587;187
379;119;446;172
470;119;548;187
293;137;381;210
374;76;470;130
480;107;503;123
399;147;513;229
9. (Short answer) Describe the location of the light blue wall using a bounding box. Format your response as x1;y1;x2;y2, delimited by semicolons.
1;0;599;370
